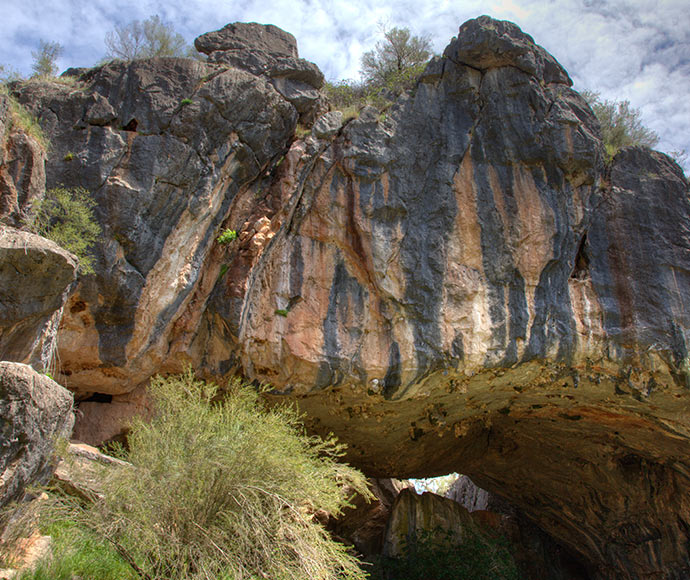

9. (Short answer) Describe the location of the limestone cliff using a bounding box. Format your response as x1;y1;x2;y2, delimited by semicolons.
3;15;690;579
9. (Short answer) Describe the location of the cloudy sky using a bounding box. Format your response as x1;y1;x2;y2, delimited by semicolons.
2;0;689;170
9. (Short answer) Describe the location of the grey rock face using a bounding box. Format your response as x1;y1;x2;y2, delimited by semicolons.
0;228;77;370
12;40;299;394
0;93;47;227
194;22;324;120
195;22;299;60
0;362;74;508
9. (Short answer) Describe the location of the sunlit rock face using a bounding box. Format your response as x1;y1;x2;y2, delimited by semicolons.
12;15;690;579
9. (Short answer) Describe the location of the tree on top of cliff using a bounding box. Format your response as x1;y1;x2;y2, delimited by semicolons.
31;40;63;78
582;90;659;158
361;26;433;93
105;15;189;60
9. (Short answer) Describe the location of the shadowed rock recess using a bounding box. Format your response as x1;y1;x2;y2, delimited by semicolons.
5;15;690;579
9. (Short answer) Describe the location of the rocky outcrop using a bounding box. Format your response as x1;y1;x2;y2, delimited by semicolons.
195;22;325;120
382;488;476;558
0;93;47;226
8;14;690;579
0;228;77;370
329;478;413;556
0;362;74;509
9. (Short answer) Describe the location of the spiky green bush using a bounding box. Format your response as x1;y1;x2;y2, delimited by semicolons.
59;370;370;580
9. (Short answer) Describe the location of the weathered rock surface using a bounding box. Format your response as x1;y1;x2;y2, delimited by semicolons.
382;488;476;558
329;478;413;556
447;475;591;579
0;362;74;509
0;228;77;370
8;14;690;579
0;93;46;226
195;22;324;119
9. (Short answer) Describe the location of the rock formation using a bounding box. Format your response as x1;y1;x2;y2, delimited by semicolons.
4;15;690;579
0;362;74;508
0;228;78;371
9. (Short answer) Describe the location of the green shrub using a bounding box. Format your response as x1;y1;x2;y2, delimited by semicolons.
216;228;237;244
581;90;659;159
371;526;521;580
17;521;136;580
63;152;75;161
56;370;370;580
6;97;48;150
275;308;289;317
25;186;101;274
180;98;193;106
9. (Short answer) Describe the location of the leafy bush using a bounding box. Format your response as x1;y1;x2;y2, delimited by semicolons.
216;228;237;244
582;90;659;158
56;370;370;580
371;526;521;580
26;186;101;274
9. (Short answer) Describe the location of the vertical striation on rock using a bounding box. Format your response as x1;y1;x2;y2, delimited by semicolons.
6;14;690;579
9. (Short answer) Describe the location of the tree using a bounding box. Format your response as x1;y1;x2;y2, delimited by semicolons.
55;370;371;579
582;90;659;158
360;26;432;93
31;40;63;77
105;15;188;60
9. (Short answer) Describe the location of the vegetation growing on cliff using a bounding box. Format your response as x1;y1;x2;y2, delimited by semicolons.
105;15;190;60
324;26;433;115
582;90;660;158
41;370;370;580
25;186;101;274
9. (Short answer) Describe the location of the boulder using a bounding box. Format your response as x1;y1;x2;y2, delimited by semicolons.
0;228;77;370
0;362;74;509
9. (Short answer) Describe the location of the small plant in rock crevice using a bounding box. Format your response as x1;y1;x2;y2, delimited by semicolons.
216;228;237;244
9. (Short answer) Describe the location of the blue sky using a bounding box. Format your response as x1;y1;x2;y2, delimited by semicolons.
2;0;689;170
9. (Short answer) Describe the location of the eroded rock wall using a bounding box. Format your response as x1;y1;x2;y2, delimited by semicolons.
8;15;690;579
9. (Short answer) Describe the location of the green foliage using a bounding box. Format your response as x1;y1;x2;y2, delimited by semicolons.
216;228;237;244
324;26;432;116
26;186;101;274
582;90;659;158
63;152;75;161
105;15;189;60
180;98;193;106
55;370;370;580
17;521;136;580
31;40;63;78
275;309;289;317
360;26;432;94
372;526;521;580
6;97;48;150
